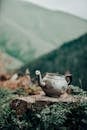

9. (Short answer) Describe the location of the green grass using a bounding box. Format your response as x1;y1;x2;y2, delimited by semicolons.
0;87;87;130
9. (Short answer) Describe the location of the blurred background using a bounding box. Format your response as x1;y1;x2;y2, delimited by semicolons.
0;0;87;90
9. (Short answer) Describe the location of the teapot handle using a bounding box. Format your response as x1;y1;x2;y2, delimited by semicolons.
65;74;72;85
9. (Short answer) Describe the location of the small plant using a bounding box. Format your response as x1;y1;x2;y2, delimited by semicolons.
13;87;27;96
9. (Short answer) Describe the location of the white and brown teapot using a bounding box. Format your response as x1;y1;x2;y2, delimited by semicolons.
35;70;72;97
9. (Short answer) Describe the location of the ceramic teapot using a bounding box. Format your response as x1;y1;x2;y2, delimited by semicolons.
35;70;72;97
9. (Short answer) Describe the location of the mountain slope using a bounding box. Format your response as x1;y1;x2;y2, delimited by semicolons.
20;34;87;90
0;0;87;63
0;51;23;73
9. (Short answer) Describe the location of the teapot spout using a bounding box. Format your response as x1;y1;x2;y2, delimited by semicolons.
35;70;45;87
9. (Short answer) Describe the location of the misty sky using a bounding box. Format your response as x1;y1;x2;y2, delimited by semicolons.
22;0;87;20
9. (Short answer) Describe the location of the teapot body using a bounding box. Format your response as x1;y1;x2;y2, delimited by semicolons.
35;70;72;97
42;73;69;97
43;74;68;89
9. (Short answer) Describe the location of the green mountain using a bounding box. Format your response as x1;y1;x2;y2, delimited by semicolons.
20;34;87;90
0;0;87;63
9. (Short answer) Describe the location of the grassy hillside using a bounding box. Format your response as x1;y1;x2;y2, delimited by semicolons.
20;34;87;90
0;0;87;63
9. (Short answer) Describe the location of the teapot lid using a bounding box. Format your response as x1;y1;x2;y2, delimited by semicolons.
46;72;63;76
45;72;65;80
